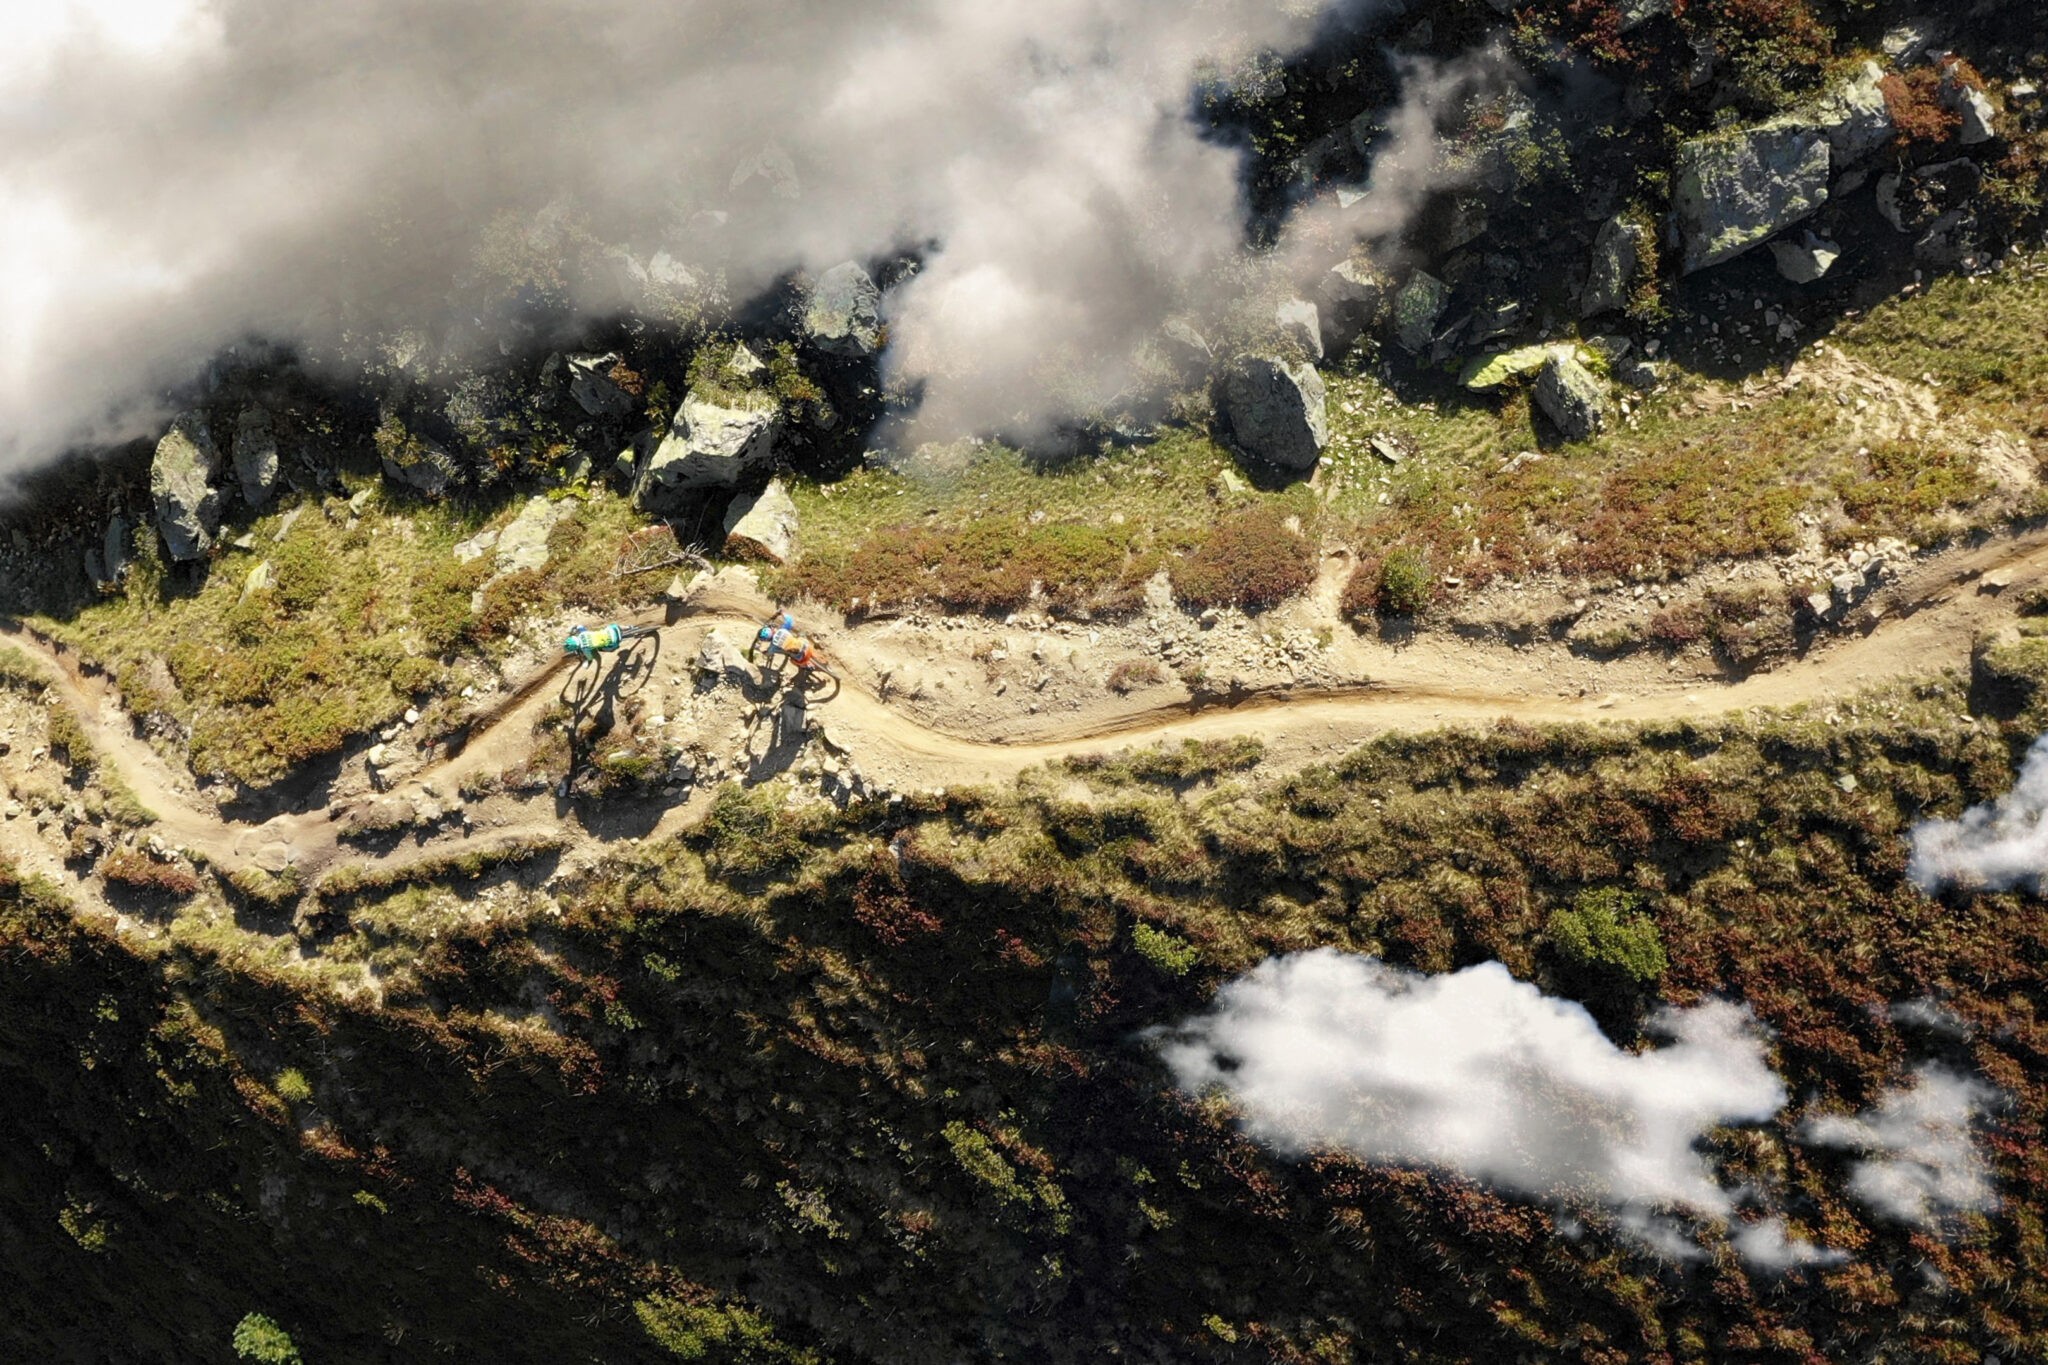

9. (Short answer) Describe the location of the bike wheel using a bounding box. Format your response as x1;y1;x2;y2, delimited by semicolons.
619;624;657;641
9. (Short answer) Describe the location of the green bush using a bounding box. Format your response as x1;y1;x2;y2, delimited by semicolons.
1131;922;1200;977
1375;549;1433;618
1546;888;1667;987
231;1313;301;1364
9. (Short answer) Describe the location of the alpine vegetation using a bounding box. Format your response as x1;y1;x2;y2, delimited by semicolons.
1155;951;1797;1257
1907;733;2048;892
1804;1065;2003;1230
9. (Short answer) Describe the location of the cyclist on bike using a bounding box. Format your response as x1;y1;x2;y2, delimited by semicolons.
563;623;626;662
747;611;798;664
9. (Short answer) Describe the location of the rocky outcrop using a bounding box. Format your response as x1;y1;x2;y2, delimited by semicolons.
722;479;800;565
633;393;781;511
1672;124;1829;273
1275;297;1323;361
1392;272;1449;353
1533;352;1608;442
567;353;637;420
232;406;279;508
1217;357;1327;471
1805;61;1894;166
150;413;224;562
803;262;882;357
1579;215;1644;318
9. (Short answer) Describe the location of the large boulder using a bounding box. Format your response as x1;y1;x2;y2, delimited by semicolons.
1672;123;1830;273
722;479;800;564
232;406;279;508
566;353;637;420
1534;352;1608;442
1579;215;1644;318
1392;271;1450;353
633;392;781;511
1804;60;1894;166
1217;357;1327;472
803;262;883;357
149;413;224;562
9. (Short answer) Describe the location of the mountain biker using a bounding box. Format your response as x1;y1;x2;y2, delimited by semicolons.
746;611;798;664
563;623;625;662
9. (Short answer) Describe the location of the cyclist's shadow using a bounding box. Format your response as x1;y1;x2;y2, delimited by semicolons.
557;634;661;794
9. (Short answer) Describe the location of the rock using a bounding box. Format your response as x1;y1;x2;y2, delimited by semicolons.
728;343;768;380
1672;123;1830;273
232;405;280;507
722;479;800;564
566;353;637;420
1160;320;1214;373
494;495;575;575
1392;272;1450;353
380;431;461;498
633;392;781;510
1770;232;1841;283
1275;297;1323;361
1321;258;1390;319
452;528;500;563
98;516;131;588
697;626;745;676
1804;61;1894;167
1368;435;1405;466
1216;357;1328;472
803;261;883;357
1951;84;1997;146
1459;343;1555;391
1533;351;1608;441
1882;21;1943;66
237;559;273;605
1468;299;1523;344
149;412;224;562
403;707;421;725
1617;359;1662;391
1579;215;1643;317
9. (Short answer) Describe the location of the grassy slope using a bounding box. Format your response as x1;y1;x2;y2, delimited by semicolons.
38;481;650;788
6;640;2048;1362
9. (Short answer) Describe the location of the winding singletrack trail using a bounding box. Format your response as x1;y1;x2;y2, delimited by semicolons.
9;524;2048;885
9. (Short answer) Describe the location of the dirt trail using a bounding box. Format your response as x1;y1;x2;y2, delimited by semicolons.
7;525;2048;886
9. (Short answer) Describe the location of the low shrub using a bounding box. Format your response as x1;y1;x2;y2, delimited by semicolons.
1546;887;1667;987
1168;506;1313;612
1131;922;1200;977
1106;659;1166;693
230;1313;301;1365
100;847;203;898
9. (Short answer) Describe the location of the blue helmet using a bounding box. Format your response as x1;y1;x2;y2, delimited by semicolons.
758;626;774;641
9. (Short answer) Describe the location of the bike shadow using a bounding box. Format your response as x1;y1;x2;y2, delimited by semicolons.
557;635;662;788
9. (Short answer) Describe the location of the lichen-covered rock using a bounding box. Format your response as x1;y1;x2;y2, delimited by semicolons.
150;413;223;562
1949;82;1998;145
1392;271;1449;353
722;479;799;565
1534;352;1608;442
1672;124;1830;273
1275;297;1323;360
1217;357;1327;471
232;406;279;508
567;353;637;420
494;495;576;575
1804;60;1894;166
1460;343;1556;391
803;262;883;357
1579;215;1644;318
633;393;781;511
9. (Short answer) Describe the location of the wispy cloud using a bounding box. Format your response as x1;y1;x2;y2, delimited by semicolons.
1804;1065;2002;1229
1908;734;2048;893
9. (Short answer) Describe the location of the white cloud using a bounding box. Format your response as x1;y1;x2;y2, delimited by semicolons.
0;0;1433;479
1155;951;1802;1258
1803;1065;2001;1229
1907;734;2048;893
